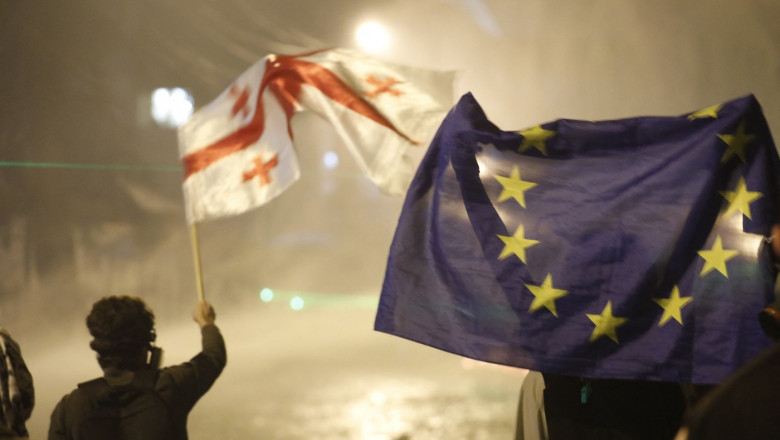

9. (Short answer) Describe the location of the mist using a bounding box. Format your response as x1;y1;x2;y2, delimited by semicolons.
2;0;779;438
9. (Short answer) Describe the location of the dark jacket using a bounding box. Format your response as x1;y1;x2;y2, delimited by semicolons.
542;373;686;440
683;341;780;440
48;324;226;440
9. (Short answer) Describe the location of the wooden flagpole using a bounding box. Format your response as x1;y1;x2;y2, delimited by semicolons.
189;223;205;301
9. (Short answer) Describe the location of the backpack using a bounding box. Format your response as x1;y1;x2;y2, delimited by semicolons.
76;369;178;440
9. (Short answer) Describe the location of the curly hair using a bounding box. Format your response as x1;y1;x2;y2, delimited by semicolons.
86;295;156;370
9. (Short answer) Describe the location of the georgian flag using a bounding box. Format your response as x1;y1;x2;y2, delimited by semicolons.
177;48;455;224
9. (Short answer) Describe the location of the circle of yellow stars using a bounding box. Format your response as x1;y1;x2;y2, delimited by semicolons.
487;100;764;345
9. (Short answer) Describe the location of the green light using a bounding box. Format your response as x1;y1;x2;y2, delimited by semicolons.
0;161;180;172
260;288;274;302
290;296;304;311
259;288;274;302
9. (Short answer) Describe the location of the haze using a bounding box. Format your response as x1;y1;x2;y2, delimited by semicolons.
2;0;779;438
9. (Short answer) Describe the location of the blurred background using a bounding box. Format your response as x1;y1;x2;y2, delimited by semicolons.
1;0;779;438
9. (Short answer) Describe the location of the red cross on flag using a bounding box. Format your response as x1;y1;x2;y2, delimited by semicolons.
177;48;455;224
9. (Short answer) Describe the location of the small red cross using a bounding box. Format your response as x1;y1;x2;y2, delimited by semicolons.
364;75;403;98
242;154;279;186
229;84;251;119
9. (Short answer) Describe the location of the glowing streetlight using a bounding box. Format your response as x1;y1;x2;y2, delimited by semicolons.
355;22;390;54
150;87;194;128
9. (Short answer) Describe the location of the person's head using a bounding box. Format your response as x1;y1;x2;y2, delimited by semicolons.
86;295;156;370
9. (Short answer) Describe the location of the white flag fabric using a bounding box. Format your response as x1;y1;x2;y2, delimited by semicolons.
178;48;455;224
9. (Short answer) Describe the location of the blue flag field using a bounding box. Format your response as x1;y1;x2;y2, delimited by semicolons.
375;93;780;384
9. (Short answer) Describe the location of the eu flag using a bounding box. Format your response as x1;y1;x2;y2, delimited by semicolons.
375;93;780;384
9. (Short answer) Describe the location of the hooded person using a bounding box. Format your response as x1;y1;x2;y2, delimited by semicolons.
48;296;226;440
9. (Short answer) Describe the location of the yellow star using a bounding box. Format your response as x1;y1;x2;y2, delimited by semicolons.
719;176;763;220
718;120;756;163
688;104;722;120
495;166;537;208
525;274;568;317
698;235;739;278
652;285;693;326
517;125;556;155
586;301;628;344
497;225;540;263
